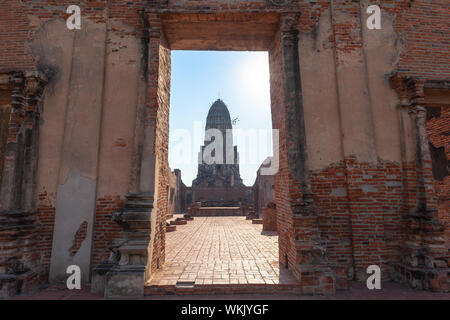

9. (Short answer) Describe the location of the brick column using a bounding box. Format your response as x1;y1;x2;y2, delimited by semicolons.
0;74;26;210
0;71;48;298
22;73;47;212
390;75;448;292
0;71;47;212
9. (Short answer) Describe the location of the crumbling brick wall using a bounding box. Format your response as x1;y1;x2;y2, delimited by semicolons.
36;191;55;270
91;196;123;267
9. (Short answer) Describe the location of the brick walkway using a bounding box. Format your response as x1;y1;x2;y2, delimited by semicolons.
147;216;297;289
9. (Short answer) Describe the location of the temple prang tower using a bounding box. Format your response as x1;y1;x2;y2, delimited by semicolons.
190;99;252;207
194;99;243;187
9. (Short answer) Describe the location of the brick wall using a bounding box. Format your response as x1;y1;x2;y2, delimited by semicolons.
148;21;171;273
311;163;354;279
0;211;45;297
390;0;450;80
36;191;55;270
0;0;34;72
269;29;292;271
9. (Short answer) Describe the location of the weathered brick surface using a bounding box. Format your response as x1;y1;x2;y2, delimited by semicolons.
391;0;450;80
91;196;123;267
36;191;55;269
147;19;171;273
0;0;34;71
0;0;449;77
312;158;407;281
0;212;45;297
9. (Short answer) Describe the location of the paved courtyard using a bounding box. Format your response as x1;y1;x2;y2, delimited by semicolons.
9;215;450;299
148;216;297;287
8;216;450;299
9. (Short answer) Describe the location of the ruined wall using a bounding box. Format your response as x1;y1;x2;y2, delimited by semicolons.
298;1;403;282
269;28;293;273
0;0;448;295
91;17;144;268
0;1;171;287
297;0;449;287
0;1;150;282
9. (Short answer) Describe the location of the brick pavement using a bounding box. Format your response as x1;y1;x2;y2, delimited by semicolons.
148;216;297;288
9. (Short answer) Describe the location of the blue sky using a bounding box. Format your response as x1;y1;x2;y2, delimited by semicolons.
168;51;273;186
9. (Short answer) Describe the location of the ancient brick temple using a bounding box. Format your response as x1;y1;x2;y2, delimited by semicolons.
189;99;252;209
0;0;449;298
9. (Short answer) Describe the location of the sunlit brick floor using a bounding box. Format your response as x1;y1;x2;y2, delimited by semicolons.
147;216;297;287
